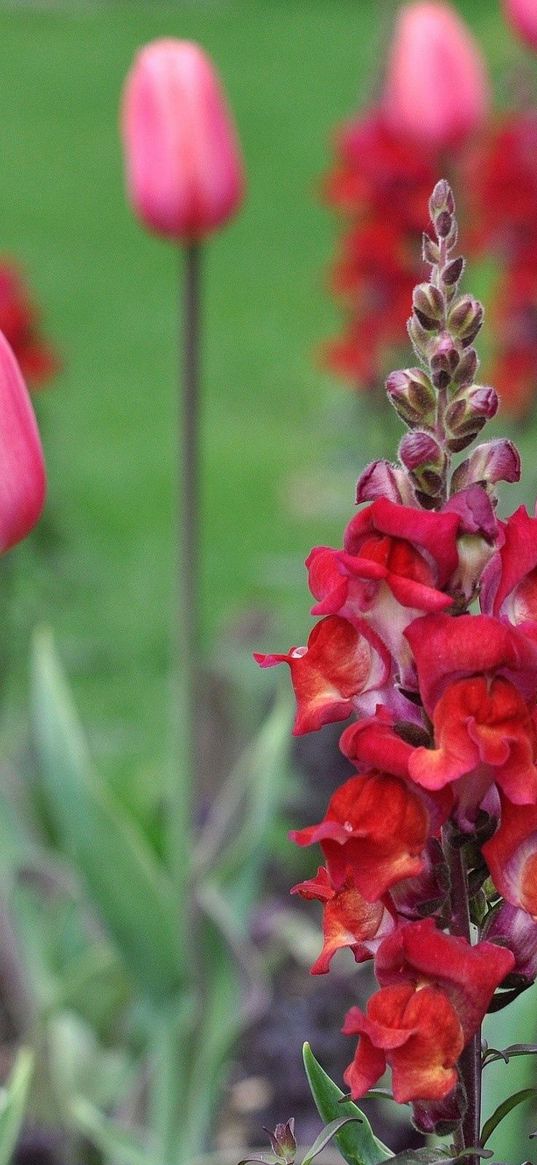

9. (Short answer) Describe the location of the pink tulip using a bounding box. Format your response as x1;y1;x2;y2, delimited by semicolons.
0;330;46;552
383;2;490;147
504;0;537;50
121;39;245;241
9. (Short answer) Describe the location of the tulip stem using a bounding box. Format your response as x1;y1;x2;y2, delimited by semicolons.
444;827;482;1162
172;242;203;927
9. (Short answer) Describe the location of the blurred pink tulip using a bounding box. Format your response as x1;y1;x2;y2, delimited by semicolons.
504;0;537;50
121;38;245;241
0;331;45;552
383;2;490;147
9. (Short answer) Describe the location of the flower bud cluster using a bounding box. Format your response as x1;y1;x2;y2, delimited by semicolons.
257;182;537;1137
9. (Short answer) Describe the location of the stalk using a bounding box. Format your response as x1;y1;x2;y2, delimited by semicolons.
444;828;482;1161
171;242;202;911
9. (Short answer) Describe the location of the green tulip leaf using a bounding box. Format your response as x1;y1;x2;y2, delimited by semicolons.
31;628;182;1002
0;1049;33;1165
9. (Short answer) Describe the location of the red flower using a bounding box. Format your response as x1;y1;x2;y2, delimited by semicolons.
404;614;537;815
343;919;513;1103
291;866;395;974
254;615;389;734
375;918;514;1037
343;982;463;1102
307;500;458;688
290;772;432;901
0;263;58;389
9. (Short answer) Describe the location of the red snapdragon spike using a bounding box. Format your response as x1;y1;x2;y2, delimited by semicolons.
484;901;537;982
0;331;46;553
483;797;537;917
503;0;537;51
290;772;431;901
374;918;515;1042
291;866;395;974
343;982;463;1103
121;39;244;242
253;615;389;735
481;506;537;625
0;264;59;389
382;3;489;148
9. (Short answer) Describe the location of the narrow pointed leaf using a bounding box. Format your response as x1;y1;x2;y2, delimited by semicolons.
302;1117;364;1165
481;1088;537;1147
70;1098;161;1165
31;628;182;1001
302;1044;392;1165
0;1049;33;1165
483;1043;537;1067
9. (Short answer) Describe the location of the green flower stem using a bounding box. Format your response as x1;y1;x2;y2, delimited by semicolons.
171;241;202;943
444;827;481;1162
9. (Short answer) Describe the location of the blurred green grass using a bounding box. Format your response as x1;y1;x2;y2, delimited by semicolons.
0;0;516;798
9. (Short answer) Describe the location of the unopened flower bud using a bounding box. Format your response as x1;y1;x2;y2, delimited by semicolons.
356;459;416;505
386;368;436;427
121;39;245;241
453;346;479;386
429;178;455;217
442;256;464;287
412;1083;467;1136
383;6;489;149
264;1120;297;1164
448;295;484;343
451;438;521;494
0;332;46;552
412;282;445;330
407;314;432;359
504;0;537;52
429;334;460;388
422;232;440;266
445;385;499;451
399;429;446;497
484;902;537;984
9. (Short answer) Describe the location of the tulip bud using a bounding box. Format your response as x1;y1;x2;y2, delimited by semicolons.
0;331;46;552
399;429;446;498
121;39;245;241
451;439;521;494
383;3;490;148
445;385;499;452
504;0;537;51
264;1120;296;1165
386;368;436;427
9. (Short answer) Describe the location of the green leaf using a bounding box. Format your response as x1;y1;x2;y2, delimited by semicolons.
301;1117;365;1165
380;1151;491;1165
481;1087;537;1148
302;1044;392;1165
31;628;182;1002
0;1049;33;1165
70;1097;162;1165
